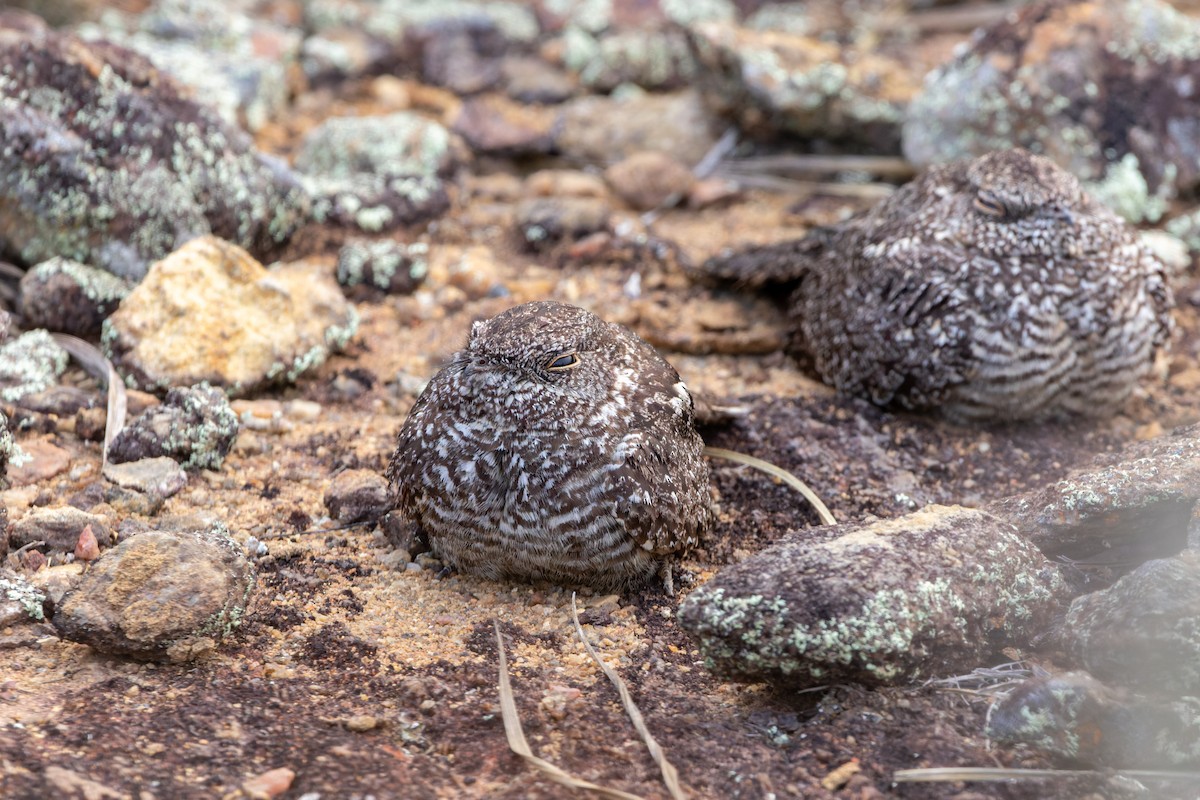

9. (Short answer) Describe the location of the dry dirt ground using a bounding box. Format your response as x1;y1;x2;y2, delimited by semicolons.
3;45;1200;800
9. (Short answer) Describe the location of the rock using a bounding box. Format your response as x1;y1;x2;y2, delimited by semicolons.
515;197;611;251
324;469;390;524
6;438;72;487
102;236;359;396
556;90;719;165
75;0;302;133
987;672;1200;768
73;524;100;561
102;457;189;500
990;423;1200;569
241;766;296;799
336;240;429;295
0;12;309;280
416;15;505;94
4;0;105;26
53;524;256;662
300;27;398;85
501;55;576;104
903;0;1200;223
107;384;239;471
8;506;111;558
1054;552;1200;695
304;0;541;48
0;410;10;536
0;570;46;627
688;22;916;150
452;94;558;156
231;398;323;434
17;258;131;338
677;505;1069;687
294;112;459;232
18;386;97;417
0;330;69;404
604;151;695;211
563;26;697;92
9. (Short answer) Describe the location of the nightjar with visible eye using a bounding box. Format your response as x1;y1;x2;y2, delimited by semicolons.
386;301;713;591
703;149;1174;421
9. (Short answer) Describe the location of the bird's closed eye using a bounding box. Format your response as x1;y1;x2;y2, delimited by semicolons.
973;190;1008;218
545;352;579;371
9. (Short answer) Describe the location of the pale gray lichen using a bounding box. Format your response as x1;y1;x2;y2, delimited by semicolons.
0;330;70;404
337;240;430;293
1;575;46;622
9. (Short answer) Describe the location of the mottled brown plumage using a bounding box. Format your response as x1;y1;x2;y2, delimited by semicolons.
703;149;1174;421
386;301;713;590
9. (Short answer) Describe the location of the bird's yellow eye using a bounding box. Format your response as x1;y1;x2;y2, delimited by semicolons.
546;353;579;371
973;191;1008;218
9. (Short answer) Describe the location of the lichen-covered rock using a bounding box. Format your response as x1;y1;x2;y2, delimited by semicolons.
991;423;1200;565
8;506;111;558
107;384;239;471
17;258;131;337
987;672;1200;767
294;112;458;232
0;570;46;626
688;22;917;149
75;0;302;133
102;236;359;396
324;469;390;524
0;12;309;280
336;240;429;295
678;505;1070;687
903;0;1200;222
0;330;69;404
1054;552;1200;695
53;524;255;662
563;26;697;91
304;0;541;46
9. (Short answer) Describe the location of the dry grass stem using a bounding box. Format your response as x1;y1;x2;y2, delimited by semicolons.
571;594;687;800
894;767;1200;784
50;333;127;468
724;154;915;179
494;621;646;800
703;446;837;525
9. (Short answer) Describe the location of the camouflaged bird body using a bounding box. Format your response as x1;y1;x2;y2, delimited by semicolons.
388;302;712;590
706;149;1174;421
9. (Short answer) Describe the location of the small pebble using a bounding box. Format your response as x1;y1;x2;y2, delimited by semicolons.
73;525;100;561
242;767;295;799
345;715;378;732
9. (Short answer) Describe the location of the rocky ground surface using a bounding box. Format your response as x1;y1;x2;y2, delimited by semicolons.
1;1;1200;799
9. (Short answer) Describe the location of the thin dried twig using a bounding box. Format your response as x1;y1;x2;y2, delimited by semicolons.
571;595;686;800
908;1;1023;33
894;767;1200;784
494;621;645;800
49;333;127;468
711;170;897;200
723;154;915;179
703;446;836;526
